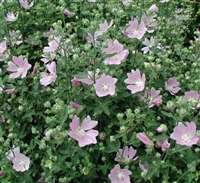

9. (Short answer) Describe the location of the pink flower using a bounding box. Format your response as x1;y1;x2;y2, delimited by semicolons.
102;39;129;65
108;164;132;183
149;4;158;12
184;91;200;108
44;131;51;137
19;0;34;9
144;87;162;108
141;37;154;54
43;37;60;53
137;132;153;147
94;74;117;97
6;12;18;21
43;28;54;38
71;77;80;87
78;68;100;85
70;101;81;110
40;62;57;86
95;20;113;36
141;13;158;33
64;9;73;17
0;41;7;57
170;122;199;147
68;115;98;147
5;88;15;95
122;0;131;5
165;77;180;95
156;139;170;152
6;147;30;172
7;56;31;78
122;18;147;40
86;33;100;47
115;146;137;163
139;161;149;174
124;69;146;94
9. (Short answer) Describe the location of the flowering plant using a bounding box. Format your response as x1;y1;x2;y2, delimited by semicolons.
0;0;200;182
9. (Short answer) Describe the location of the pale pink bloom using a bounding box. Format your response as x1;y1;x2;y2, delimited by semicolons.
40;62;56;86
141;37;154;54
102;39;129;65
95;20;113;36
19;0;34;9
86;33;100;47
144;87;162;108
43;28;54;38
64;9;72;17
94;74;117;97
7;56;31;78
6;147;30;172
165;77;180;95
78;68;100;85
141;13;158;33
137;132;153;147
115;146;137;163
68;115;98;147
170;122;199;147
0;41;7;57
156;139;170;152
108;164;132;183
184;91;200;108
44;131;51;137
70;101;81;110
139;161;149;174
43;37;60;53
71;77;80;87
122;18;147;40
149;4;158;12
6;12;18;21
156;124;167;133
124;69;146;94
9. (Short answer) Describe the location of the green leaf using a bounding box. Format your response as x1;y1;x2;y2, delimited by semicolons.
105;139;120;153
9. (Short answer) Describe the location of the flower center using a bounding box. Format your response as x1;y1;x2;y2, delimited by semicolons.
181;133;191;143
133;30;138;37
135;80;143;87
102;83;109;91
19;160;26;167
76;127;85;138
117;171;124;180
17;67;24;74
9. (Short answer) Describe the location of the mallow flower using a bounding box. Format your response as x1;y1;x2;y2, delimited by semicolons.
7;56;31;78
124;69;146;94
170;122;199;147
165;77;180;95
68;115;98;147
108;164;132;183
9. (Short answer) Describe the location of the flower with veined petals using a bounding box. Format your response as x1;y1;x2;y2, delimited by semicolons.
124;69;146;94
115;146;137;163
19;0;34;9
68;115;98;147
137;132;153;147
6;147;30;172
149;4;158;12
94;74;117;97
108;164;132;183
6;12;18;22
144;87;162;108
7;56;31;78
122;18;147;40
170;122;199;147
141;37;155;54
102;39;129;65
40;62;57;86
165;77;181;95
